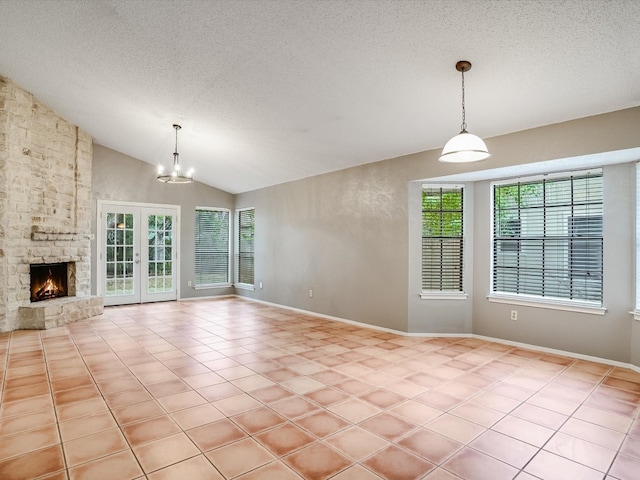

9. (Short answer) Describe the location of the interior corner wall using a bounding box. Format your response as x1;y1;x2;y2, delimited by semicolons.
91;144;235;299
236;107;640;366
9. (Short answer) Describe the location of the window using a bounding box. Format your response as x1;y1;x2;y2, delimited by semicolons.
421;185;464;295
194;207;230;287
235;208;255;287
492;169;603;304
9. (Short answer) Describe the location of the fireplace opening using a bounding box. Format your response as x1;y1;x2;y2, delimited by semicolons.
30;263;70;302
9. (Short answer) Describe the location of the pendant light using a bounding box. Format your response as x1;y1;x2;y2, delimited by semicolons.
157;124;194;183
439;60;490;163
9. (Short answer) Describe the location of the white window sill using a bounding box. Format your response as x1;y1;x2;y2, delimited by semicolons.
194;283;232;290
235;283;255;291
488;293;606;315
631;310;640;321
420;292;468;300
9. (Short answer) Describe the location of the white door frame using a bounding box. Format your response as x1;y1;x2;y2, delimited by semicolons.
97;200;181;304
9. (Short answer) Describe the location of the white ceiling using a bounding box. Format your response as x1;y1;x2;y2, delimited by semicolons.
1;0;639;194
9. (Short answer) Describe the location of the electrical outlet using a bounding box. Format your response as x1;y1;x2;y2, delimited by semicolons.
510;310;518;321
309;289;313;298
187;281;192;287
259;281;263;289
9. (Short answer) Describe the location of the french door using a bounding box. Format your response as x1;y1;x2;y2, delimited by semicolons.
98;201;180;306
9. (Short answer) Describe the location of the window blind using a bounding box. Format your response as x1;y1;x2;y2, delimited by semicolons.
237;208;255;285
422;186;464;292
195;208;230;286
492;169;603;304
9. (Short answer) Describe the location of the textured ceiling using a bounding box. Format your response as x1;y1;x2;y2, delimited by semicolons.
1;0;639;194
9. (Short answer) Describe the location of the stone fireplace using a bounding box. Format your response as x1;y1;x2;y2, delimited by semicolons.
0;76;103;331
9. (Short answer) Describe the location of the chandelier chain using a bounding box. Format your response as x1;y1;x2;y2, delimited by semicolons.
460;68;467;132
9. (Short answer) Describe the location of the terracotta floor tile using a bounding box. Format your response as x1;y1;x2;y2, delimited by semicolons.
573;405;633;433
64;428;129;467
53;385;101;406
59;410;118;442
330;464;383;480
325;426;389;461
112;399;166;426
559;417;626;450
205;437;275;478
415;391;465;411
295;410;350;438
284;442;352;479
469;429;537;468
147;454;224;480
197;381;243;402
609;452;640;480
510;402;567;429
121;415;182;446
359;412;418;442
0;407;56;437
544;431;616;472
213;392;263;416
232;373;276;391
620;434;640;459
4;373;48;390
0;444;65;480
492;414;555;447
270;395;321;419
170;403;224;430
186;418;248;452
155;390;207;412
363;445;435;480
145;378;192;398
68;449;143;480
55;397;109;422
398;428;463;464
450;402;504;428
381;380;427;398
232;406;287;434
442;447;518;480
235;460;305;480
133;432;200;473
426;413;485;444
358;388;406;410
254;423;316;456
329;398;381;423
524;450;603;480
2;382;51;403
0;424;60;461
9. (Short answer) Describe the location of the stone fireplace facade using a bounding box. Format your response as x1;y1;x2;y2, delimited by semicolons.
0;76;103;331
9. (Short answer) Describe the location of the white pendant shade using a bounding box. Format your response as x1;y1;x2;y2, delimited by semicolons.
439;131;491;163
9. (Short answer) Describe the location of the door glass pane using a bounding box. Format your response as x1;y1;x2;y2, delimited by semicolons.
105;212;135;296
146;214;174;294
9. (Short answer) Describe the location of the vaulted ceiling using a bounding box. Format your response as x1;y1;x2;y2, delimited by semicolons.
1;0;639;193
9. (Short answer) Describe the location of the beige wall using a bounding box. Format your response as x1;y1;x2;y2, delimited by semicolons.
236;107;640;365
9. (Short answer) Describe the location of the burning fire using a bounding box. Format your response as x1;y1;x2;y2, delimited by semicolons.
35;269;62;301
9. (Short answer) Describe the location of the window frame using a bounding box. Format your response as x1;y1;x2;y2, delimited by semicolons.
420;183;468;300
489;169;605;314
235;207;255;290
194;207;231;288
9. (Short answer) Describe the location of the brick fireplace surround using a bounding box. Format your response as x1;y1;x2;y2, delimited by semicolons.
0;76;103;331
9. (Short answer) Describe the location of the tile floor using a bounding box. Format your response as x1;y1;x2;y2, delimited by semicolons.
0;297;639;479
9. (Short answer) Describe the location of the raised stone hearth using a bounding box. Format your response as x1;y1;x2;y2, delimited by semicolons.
18;296;104;330
0;76;103;331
